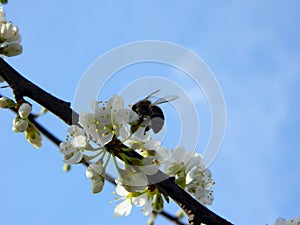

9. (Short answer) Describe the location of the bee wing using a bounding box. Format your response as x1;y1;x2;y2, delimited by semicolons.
150;117;164;133
153;95;179;105
144;89;160;100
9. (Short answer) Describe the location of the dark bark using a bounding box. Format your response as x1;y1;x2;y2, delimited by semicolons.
0;58;79;126
0;57;233;225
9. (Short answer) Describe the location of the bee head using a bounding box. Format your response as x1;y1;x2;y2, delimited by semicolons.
132;103;138;113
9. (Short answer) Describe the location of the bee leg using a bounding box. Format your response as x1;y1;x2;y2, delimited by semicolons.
144;125;151;135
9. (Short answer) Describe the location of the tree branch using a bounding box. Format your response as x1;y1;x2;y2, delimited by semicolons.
0;58;233;225
0;58;79;126
2;92;186;225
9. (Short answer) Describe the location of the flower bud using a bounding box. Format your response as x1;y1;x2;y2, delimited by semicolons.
12;117;28;133
91;176;105;194
152;194;164;213
63;164;71;172
0;75;4;82
176;210;185;219
0;42;22;57
25;123;42;148
27;130;42;148
86;163;103;179
0;7;6;23
0;96;14;108
18;102;32;118
0;23;21;42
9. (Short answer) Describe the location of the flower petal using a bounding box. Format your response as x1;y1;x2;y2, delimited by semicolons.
113;198;132;217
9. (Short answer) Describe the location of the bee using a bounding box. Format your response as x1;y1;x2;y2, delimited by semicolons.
131;90;178;134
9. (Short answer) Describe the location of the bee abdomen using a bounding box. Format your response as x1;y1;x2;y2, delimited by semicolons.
150;106;165;133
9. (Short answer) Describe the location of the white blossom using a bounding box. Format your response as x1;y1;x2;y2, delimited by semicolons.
113;183;163;217
113;184;134;217
186;167;214;205
126;139;169;169
139;156;159;175
116;165;148;193
12;117;28;132
164;147;201;176
139;194;153;216
60;94;216;217
18;102;32;118
59;125;89;164
164;147;215;205
79;96;136;146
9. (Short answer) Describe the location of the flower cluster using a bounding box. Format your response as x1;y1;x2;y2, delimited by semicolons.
0;97;42;148
164;147;214;205
0;6;22;57
60;94;215;218
275;217;300;225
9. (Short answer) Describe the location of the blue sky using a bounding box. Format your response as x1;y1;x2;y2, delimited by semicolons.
1;1;299;225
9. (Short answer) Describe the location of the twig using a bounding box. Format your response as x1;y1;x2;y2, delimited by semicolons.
0;58;79;126
0;58;233;225
1;93;184;224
